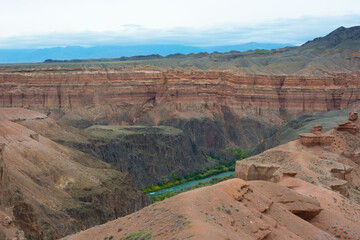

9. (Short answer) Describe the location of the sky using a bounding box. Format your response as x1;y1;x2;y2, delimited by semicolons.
0;0;359;48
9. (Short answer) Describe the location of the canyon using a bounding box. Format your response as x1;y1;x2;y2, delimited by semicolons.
2;68;360;188
0;26;360;239
1;69;360;125
63;110;360;240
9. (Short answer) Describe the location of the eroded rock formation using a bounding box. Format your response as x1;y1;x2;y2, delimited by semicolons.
236;115;360;201
335;121;357;134
235;162;280;182
1;68;360;124
299;125;334;146
349;111;358;121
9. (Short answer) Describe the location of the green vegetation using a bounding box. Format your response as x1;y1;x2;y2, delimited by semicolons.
85;125;183;140
142;163;231;193
149;174;234;203
142;148;249;194
121;231;152;240
222;148;250;159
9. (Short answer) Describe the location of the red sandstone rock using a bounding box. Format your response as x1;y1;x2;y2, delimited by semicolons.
349;111;358;121
237;118;360;203
335;121;357;134
235;162;280;182
282;171;297;177
1;68;360;125
299;133;334;146
312;125;323;135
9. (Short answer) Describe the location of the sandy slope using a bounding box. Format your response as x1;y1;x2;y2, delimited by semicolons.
65;177;360;240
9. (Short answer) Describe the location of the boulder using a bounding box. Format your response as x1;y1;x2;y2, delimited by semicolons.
282;171;297;178
299;133;334;146
348;111;358;121
330;166;353;182
334;121;357;134
235;162;280;182
312;125;323;135
330;181;350;198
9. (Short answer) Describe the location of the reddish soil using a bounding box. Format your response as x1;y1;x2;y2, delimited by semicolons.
65;177;360;240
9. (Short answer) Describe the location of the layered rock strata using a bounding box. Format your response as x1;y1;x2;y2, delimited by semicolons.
1;68;360;124
335;121;357;134
299;125;334;146
235;162;280;182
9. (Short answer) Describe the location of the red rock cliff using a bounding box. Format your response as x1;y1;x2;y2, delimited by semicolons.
1;67;360;124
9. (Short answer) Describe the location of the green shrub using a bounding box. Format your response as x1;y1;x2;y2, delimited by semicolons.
121;231;152;240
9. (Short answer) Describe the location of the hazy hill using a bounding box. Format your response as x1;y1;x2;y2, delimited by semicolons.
0;42;291;63
2;26;358;76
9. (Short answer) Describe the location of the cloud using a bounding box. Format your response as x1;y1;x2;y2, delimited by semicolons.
0;15;358;49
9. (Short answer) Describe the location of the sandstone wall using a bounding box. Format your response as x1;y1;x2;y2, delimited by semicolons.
1;68;360;123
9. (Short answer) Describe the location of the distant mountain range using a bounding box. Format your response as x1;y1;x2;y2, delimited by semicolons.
0;42;292;64
40;26;360;76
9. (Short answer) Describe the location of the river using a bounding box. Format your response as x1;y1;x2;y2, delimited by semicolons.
147;171;235;197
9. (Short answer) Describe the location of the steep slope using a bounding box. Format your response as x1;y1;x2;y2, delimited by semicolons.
64;178;360;240
1;68;360;139
253;109;357;154
0;108;149;239
11;108;237;188
236;112;360;203
301;26;360;50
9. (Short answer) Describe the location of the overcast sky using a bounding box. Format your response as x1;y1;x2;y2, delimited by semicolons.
0;0;359;48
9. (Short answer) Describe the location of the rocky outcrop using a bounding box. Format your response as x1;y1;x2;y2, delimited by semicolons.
349;111;358;121
299;125;334;146
235;162;280;182
250;181;323;221
335;121;357;134
330;181;350;197
311;125;323;135
330;166;353;182
333;111;359;134
236;116;360;202
299;133;334;146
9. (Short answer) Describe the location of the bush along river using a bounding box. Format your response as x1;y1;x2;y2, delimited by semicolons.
142;149;249;203
148;171;235;197
147;172;235;203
